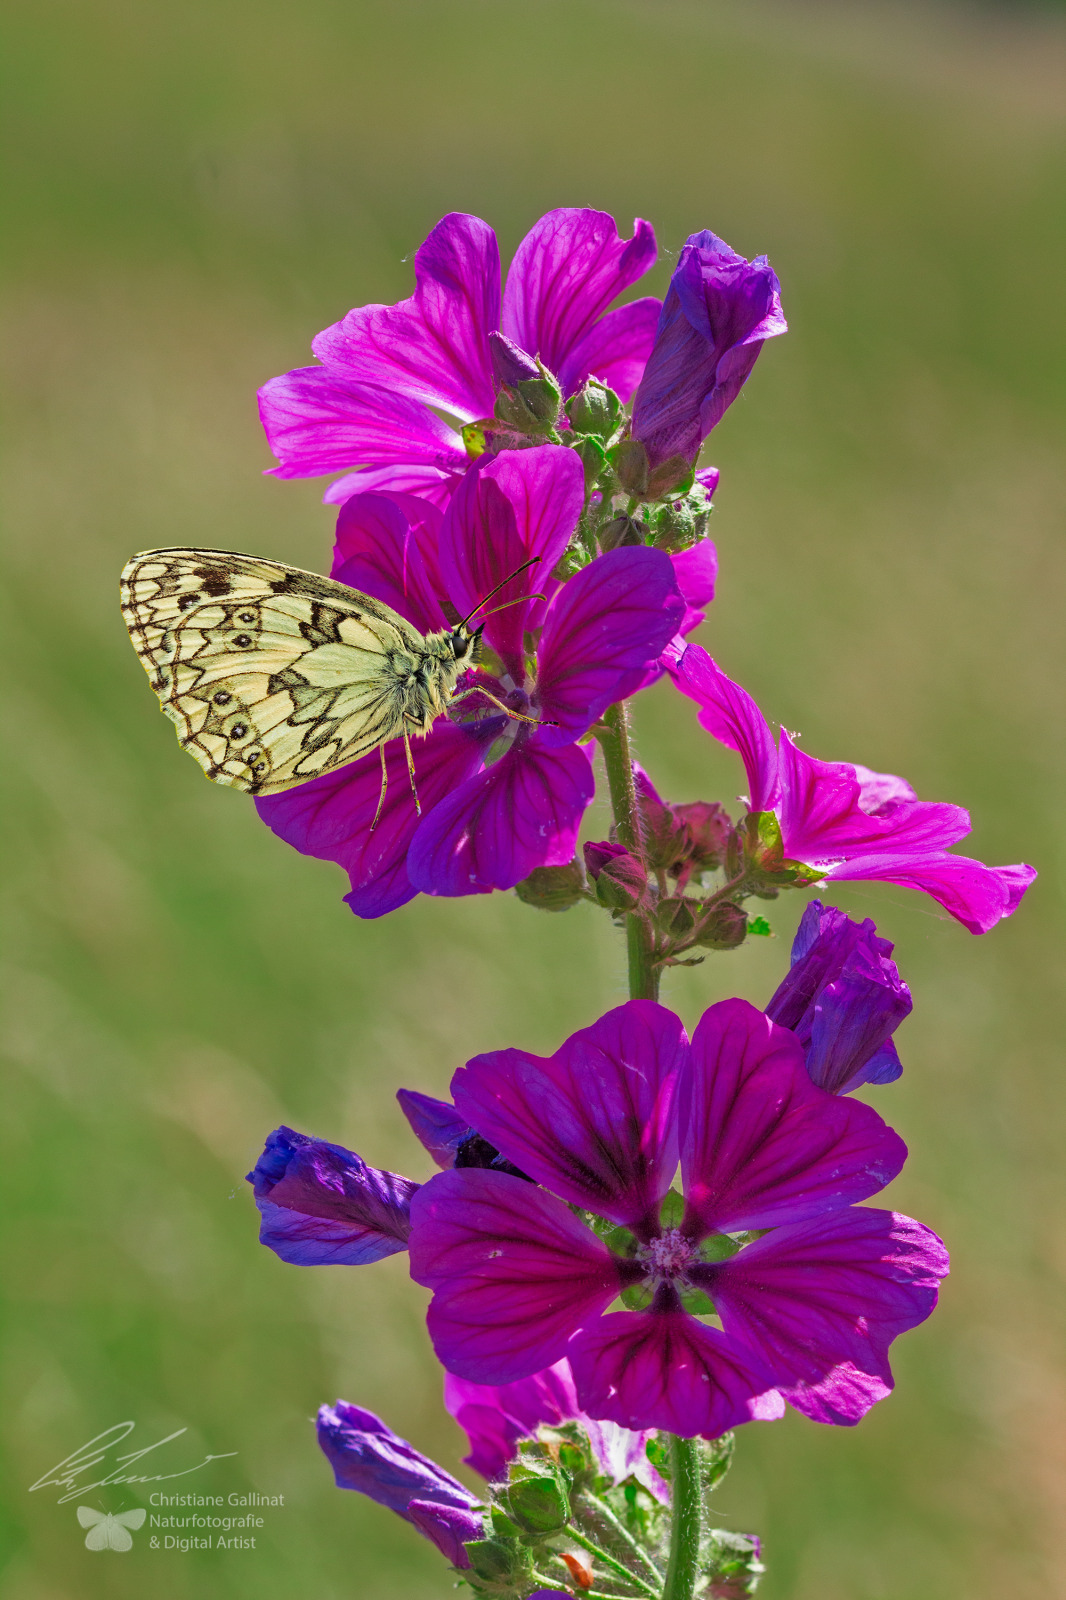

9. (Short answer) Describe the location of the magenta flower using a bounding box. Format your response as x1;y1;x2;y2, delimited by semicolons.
631;232;787;471
317;1400;483;1567
258;208;661;506
670;644;1036;934
766;901;911;1094
409;998;948;1438
255;446;686;917
444;1358;667;1499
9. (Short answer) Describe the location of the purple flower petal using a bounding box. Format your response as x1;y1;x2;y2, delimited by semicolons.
255;720;492;920
258;367;467;481
322;464;459;508
502;209;657;392
311;212;500;420
451;1000;686;1232
406;739;595;898
568;1305;783;1438
438;446;583;674
534;547;686;746
669;646;779;811
330;492;448;635
828;853;1037;935
632;231;786;469
248;1127;417;1266
317;1400;478;1518
407;1498;482;1566
700;1209;949;1424
397;1089;471;1169
444;1360;580;1479
776;733;970;864
681;1000;907;1236
766;901;912;1095
670;539;718;636
555;298;663;403
409;1169;623;1383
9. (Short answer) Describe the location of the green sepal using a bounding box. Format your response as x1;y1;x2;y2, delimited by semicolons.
569;431;607;488
620;1282;655;1310
645;1434;670;1469
608;438;649;496
599;513;647;551
698;1232;743;1263
691;900;748;949
701;1527;765;1595
697;1431;736;1493
488;1505;523;1540
658;1187;685;1228
514;860;587;912
463;1536;530;1587
677;1284;717;1315
645;452;694;500
504;1465;571;1536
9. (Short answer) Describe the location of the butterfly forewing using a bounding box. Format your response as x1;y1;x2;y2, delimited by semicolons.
121;549;455;795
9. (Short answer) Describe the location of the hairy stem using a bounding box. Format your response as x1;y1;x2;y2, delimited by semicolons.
563;1526;660;1598
661;1436;702;1600
597;701;659;1002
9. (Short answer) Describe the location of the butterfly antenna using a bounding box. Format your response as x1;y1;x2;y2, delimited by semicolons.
457;557;542;631
473;590;548;622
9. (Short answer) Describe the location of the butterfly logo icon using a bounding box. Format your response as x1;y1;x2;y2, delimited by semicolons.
76;1506;146;1551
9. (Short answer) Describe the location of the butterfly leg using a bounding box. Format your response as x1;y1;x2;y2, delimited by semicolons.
402;719;422;814
448;686;556;728
370;742;389;833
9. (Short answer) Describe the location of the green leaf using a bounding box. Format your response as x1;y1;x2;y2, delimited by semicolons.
747;915;773;937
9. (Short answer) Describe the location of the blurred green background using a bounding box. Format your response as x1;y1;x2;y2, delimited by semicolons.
2;1;1064;1595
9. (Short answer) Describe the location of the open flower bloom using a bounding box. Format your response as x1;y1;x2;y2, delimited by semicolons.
258;208;661;506
317;1401;483;1567
766;901;911;1094
669;644;1035;934
255;446;686;917
631;231;786;471
444;1358;667;1500
409;999;948;1438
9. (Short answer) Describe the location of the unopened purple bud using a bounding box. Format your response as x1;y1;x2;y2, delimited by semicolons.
488;330;541;388
584;841;649;911
397;1089;470;1169
407;1498;483;1567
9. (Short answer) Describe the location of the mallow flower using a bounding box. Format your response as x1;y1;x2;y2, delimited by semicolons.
631;231;786;472
258;208;662;506
255;445;686;917
316;1400;483;1567
408;998;948;1438
669;644;1036;934
767;901;911;1093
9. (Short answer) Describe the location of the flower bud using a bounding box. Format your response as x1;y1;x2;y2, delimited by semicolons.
610;438;649;496
514;861;587;912
505;1466;571;1536
464;1536;528;1588
656;897;697;938
565;378;623;439
692;901;748;949
570;432;607;489
492;339;562;435
705;1530;764;1598
584;841;648;912
672;801;732;888
600;515;647;552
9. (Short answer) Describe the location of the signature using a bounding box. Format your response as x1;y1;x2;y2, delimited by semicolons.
29;1422;237;1504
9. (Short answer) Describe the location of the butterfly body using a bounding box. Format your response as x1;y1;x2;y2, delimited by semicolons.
120;549;480;795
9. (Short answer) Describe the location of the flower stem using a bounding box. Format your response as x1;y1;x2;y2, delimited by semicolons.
597;701;660;1002
661;1435;702;1600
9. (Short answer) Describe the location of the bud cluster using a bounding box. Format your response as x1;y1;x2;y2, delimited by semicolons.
462;1424;761;1600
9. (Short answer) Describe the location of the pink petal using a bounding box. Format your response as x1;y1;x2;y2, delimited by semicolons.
451;1000;686;1231
569;1306;784;1438
255;721;491;920
330;492;447;635
502;209;657;388
444;1360;580;1479
438;447;583;675
670;539;718;635
554;297;663;402
323;464;460;508
777;733;971;865
828;852;1036;935
681;999;906;1235
311;212;499;420
535;547;686;745
258;367;467;480
406;739;595;897
410;1169;622;1383
669;646;779;811
702;1209;949;1425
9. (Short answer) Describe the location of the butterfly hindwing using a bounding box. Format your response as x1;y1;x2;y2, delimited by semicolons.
120;549;447;795
77;1506;145;1551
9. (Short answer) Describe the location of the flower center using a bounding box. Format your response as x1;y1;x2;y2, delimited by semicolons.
637;1227;697;1284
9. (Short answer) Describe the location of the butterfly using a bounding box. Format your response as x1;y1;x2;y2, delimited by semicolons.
77;1505;147;1551
120;548;541;819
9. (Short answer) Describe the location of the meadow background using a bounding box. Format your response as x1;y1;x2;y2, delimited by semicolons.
2;1;1065;1595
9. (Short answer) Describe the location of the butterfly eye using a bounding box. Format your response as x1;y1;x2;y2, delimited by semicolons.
213;690;232;706
178;593;200;610
233;634;253;648
237;610;256;624
230;722;249;741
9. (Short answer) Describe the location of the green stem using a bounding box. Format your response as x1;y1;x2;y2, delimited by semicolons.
564;1526;659;1598
661;1436;702;1600
597;701;660;1002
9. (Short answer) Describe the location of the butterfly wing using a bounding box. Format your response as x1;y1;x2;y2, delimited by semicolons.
105;1517;134;1552
114;1508;147;1531
79;1509;113;1551
121;549;434;795
77;1506;106;1529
